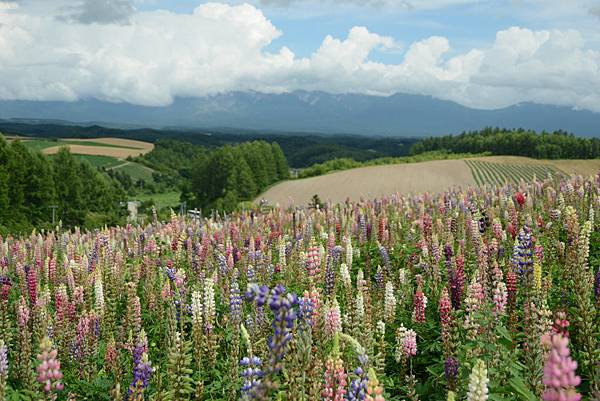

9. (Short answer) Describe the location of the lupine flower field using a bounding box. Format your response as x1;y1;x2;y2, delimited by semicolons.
1;173;600;401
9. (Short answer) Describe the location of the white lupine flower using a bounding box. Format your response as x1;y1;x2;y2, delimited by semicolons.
94;274;105;316
467;360;489;401
191;290;203;327
204;276;216;327
398;268;407;285
339;263;351;288
376;320;385;337
384;281;397;323
355;291;364;322
345;239;353;268
278;239;286;269
395;324;407;362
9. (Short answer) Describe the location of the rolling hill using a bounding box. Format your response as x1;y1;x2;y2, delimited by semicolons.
258;156;600;206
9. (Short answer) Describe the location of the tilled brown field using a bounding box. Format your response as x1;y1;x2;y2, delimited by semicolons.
259;159;475;206
62;137;154;152
43;145;148;159
43;138;153;158
259;156;600;206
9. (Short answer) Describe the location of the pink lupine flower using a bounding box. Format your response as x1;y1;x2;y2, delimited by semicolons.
403;329;417;358
37;337;64;394
323;299;342;339
306;241;321;279
541;334;581;401
492;281;507;317
322;357;347;401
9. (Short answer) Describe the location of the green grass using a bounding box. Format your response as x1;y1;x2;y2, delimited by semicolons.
113;162;155;182
20;138;143;151
135;191;181;209
75;155;123;168
21;139;63;152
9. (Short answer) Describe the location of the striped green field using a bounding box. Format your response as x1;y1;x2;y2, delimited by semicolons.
465;159;558;186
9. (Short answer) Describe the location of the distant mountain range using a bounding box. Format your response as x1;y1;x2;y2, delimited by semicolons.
1;91;599;137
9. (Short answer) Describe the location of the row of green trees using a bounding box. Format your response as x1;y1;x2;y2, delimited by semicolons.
411;127;600;159
0;137;125;233
190;141;288;212
297;151;489;178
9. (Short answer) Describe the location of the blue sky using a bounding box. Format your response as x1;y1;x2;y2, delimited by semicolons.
1;0;600;111
130;0;599;59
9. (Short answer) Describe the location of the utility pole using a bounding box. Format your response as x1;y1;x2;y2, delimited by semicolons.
49;205;58;225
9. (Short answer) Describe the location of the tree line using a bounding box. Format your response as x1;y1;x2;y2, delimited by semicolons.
410;127;600;159
189;141;288;212
0;136;124;233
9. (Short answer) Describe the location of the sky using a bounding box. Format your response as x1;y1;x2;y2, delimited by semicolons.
0;0;600;111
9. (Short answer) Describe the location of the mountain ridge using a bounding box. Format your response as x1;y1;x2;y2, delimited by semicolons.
1;91;598;137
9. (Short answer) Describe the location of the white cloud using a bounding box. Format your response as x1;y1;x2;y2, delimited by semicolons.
256;0;479;9
0;1;599;112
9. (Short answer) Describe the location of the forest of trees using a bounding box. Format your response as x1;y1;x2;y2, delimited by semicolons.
410;128;600;159
0;136;125;233
1;121;417;168
134;140;289;212
189;141;288;212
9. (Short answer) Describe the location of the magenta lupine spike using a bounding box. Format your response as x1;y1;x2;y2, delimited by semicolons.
541;334;581;401
413;275;427;324
26;266;37;305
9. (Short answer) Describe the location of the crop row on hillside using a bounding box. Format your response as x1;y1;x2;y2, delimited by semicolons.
465;159;558;186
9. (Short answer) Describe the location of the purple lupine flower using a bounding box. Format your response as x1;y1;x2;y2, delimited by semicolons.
166;267;177;282
444;243;454;261
347;354;369;401
378;244;391;273
266;285;298;374
331;245;343;264
245;285;298;400
246;284;270;308
324;256;336;296
230;280;242;325
516;226;533;275
374;266;384;290
247;264;256;283
444;357;459;387
297;296;314;328
128;353;153;398
217;253;228;277
240;356;263;397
